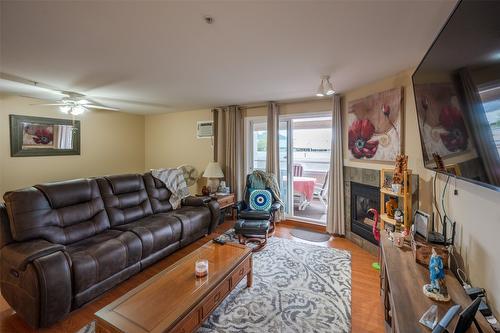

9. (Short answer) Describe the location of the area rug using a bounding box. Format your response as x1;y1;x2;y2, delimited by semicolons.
76;237;351;333
289;227;332;242
199;237;351;333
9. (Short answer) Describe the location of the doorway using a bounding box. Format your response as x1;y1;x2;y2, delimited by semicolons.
247;114;332;224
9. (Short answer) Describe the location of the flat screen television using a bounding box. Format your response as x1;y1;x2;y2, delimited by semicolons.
412;0;500;191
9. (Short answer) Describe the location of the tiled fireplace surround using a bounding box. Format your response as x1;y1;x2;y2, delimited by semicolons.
344;166;380;257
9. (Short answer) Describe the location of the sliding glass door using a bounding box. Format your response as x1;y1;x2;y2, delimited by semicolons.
290;116;331;224
247;114;332;224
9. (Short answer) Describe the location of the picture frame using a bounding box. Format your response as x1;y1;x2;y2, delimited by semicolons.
347;87;404;162
413;210;431;241
9;115;81;157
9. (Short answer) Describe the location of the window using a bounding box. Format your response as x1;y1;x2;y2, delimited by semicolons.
248;120;267;172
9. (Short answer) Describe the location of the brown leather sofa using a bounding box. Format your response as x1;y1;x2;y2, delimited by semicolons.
0;173;220;328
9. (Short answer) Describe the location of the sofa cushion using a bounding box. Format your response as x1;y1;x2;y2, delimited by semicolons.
4;179;110;245
97;174;153;227
143;172;173;213
163;206;211;243
113;215;182;258
66;230;142;294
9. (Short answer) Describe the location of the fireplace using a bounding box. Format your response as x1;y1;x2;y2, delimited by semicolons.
350;182;380;245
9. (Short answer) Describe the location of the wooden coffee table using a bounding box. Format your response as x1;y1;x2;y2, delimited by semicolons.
94;241;252;333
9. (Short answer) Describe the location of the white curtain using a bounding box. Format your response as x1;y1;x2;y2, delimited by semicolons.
213;106;245;200
326;95;345;235
55;125;73;149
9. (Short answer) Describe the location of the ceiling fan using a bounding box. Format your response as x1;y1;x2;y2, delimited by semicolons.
34;92;119;115
0;73;120;115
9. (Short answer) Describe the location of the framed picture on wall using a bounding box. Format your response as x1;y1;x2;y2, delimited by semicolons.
9;115;81;157
347;87;404;162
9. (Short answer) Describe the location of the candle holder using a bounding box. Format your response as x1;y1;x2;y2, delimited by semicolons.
195;259;208;278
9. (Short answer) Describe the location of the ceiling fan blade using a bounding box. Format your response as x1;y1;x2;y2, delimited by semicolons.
31;103;66;106
85;104;120;111
1;72;67;95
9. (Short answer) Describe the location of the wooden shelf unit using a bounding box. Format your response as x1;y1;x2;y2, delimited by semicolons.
379;169;412;231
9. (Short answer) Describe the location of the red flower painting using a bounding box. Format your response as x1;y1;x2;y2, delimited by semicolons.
348;119;379;159
439;106;468;152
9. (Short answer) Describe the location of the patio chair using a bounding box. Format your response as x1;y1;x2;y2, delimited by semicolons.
293;163;304;177
293;163;307;210
313;171;329;208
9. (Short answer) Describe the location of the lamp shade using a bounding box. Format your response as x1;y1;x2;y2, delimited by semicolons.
203;162;224;178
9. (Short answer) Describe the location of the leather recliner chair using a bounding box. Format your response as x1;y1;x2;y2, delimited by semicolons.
0;173;220;328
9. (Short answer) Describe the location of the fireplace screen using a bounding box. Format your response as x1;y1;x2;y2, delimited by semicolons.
351;182;380;244
355;196;377;223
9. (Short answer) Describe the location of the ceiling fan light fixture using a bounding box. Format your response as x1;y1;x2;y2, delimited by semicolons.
77;99;90;105
60;105;71;114
71;105;86;115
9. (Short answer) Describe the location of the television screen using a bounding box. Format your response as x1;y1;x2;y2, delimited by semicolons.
412;0;500;191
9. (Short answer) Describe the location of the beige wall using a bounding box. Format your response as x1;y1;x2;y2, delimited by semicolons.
144;109;213;193
0;95;145;196
342;69;500;317
5;73;496;315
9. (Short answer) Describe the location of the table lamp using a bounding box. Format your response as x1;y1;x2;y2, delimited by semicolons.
203;162;224;194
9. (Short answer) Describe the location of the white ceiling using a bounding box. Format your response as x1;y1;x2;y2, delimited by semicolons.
0;0;457;114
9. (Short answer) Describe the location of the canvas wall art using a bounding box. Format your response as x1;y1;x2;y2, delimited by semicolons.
347;87;403;161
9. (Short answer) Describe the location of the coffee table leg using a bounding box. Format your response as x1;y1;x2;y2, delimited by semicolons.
247;256;253;288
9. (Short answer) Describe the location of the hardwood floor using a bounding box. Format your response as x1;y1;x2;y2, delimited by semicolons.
0;220;384;333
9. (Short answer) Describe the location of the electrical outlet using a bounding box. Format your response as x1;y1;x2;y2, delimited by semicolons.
454;189;458;195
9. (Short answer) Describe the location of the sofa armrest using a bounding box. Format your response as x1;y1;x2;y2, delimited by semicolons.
206;200;220;233
1;240;71;328
2;239;64;271
181;196;206;207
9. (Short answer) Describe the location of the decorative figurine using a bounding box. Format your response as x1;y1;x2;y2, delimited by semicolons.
423;248;450;302
368;208;381;271
394;209;404;223
392;154;408;193
385;197;398;218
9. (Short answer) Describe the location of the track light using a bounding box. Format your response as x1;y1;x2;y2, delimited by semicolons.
316;75;335;97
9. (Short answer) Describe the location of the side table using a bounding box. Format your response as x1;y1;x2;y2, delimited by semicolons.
197;193;236;224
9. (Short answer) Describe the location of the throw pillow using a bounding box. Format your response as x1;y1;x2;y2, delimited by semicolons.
249;189;272;211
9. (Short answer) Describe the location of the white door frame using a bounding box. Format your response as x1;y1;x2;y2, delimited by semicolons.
281;111;331;224
244;112;332;224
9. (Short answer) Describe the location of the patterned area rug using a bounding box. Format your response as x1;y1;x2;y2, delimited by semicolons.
76;237;351;333
199;237;351;333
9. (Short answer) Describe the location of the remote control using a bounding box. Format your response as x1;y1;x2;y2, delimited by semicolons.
213;237;226;245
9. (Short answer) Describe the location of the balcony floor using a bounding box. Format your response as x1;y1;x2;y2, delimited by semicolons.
293;197;327;224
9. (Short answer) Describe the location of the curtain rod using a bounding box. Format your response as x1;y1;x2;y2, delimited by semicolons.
214;96;334;110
